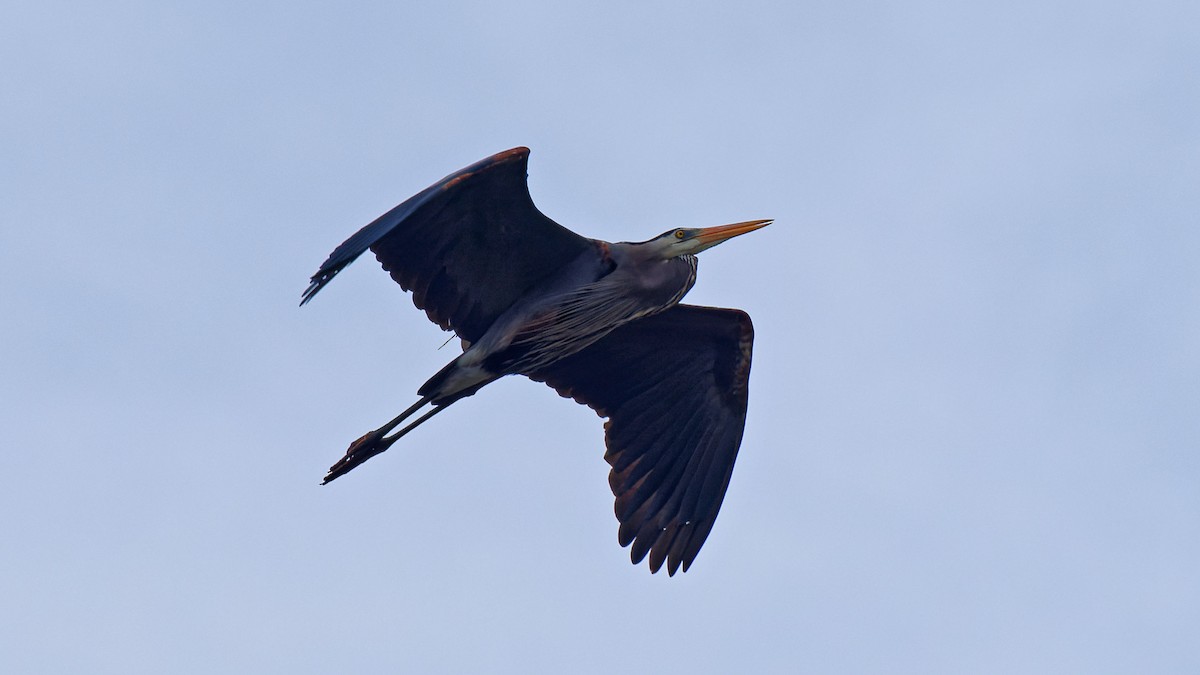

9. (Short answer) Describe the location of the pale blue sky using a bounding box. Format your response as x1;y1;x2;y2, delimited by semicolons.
2;1;1198;672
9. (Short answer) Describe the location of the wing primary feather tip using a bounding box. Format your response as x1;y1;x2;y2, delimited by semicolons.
300;275;332;306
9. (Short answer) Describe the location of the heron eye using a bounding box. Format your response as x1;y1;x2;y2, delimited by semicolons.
674;229;686;239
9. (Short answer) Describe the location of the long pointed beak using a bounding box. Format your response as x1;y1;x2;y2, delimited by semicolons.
694;219;772;246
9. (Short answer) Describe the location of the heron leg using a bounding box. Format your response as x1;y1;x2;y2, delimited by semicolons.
379;404;448;445
322;395;435;484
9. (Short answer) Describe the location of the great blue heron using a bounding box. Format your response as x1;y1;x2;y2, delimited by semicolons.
303;147;769;575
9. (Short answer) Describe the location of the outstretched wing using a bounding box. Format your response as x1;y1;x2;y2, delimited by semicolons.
301;147;593;343
530;304;754;575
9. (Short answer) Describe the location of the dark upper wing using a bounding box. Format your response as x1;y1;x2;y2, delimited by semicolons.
301;147;593;343
530;304;754;575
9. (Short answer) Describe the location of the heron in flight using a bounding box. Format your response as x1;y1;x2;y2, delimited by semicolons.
302;147;769;575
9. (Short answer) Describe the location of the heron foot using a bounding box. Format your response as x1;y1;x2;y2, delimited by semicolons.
321;429;387;484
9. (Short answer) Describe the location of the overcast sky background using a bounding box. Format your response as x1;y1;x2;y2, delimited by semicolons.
3;1;1198;673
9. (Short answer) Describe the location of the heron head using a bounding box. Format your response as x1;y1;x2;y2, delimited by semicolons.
649;219;772;259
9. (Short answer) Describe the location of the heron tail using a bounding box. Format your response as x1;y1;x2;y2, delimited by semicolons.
418;358;498;404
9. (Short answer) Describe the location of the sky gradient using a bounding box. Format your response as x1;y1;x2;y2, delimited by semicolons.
3;1;1198;672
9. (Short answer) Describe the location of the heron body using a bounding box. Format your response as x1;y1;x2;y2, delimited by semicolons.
425;236;698;402
303;147;769;575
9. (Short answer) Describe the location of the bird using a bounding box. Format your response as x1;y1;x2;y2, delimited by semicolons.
302;147;769;575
